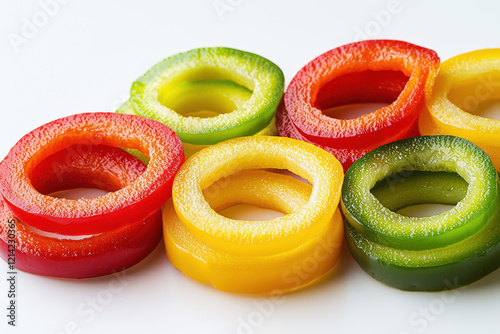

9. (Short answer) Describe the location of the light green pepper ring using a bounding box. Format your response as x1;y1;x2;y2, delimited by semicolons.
124;47;284;145
342;135;500;291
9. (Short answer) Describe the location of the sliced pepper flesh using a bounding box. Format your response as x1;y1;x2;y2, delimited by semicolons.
0;113;184;235
0;145;162;278
342;135;500;291
277;40;440;170
160;80;253;118
117;79;277;159
172;136;343;257
419;48;500;170
121;47;284;146
164;170;343;294
163;136;344;293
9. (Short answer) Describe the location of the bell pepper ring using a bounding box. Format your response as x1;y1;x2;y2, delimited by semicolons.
122;47;284;146
117;79;277;159
0;145;162;278
277;40;440;170
419;48;500;170
0;113;184;235
164;170;343;294
342;135;500;291
164;135;344;293
170;136;343;258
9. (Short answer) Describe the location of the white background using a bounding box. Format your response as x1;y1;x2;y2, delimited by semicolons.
2;0;500;333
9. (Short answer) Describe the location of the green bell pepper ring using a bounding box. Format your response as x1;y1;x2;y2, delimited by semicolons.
124;47;284;145
342;135;500;291
117;79;277;159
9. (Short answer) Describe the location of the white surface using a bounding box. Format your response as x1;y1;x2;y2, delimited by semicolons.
1;1;500;333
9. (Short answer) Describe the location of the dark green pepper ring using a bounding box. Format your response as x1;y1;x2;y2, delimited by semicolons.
342;135;500;291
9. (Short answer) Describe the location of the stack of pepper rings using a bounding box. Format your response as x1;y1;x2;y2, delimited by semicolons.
277;39;440;171
2;42;500;293
163;136;344;293
342;135;500;291
117;47;284;158
0;113;184;278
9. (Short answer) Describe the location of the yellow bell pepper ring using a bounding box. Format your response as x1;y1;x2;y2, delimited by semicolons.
172;136;343;257
163;170;343;294
419;48;500;170
163;136;344;293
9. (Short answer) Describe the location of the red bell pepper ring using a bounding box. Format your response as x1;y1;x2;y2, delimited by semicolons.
0;113;184;235
277;40;440;170
0;145;162;278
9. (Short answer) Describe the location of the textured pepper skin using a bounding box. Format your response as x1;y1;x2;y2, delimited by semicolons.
277;40;440;170
163;136;344;293
118;47;284;146
342;135;500;291
0;145;162;278
0;113;184;235
419;48;500;170
117;80;277;159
